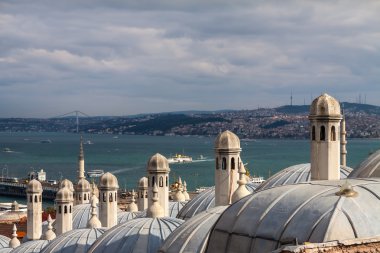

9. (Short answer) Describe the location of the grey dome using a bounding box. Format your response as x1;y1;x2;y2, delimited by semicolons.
160;205;227;253
206;178;380;253
177;182;257;220
40;228;105;253
256;163;352;191
88;217;184;253
0;235;10;248
11;240;48;253
168;201;186;218
117;211;142;223
349;149;380;178
0;248;11;253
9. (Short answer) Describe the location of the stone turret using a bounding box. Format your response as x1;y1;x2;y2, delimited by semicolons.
137;177;148;211
214;130;241;206
309;93;342;180
147;183;164;218
55;186;74;235
98;172;119;228
26;179;43;240
75;178;91;205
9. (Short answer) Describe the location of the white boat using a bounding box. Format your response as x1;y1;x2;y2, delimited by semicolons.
249;176;265;184
167;154;192;164
84;140;94;145
86;169;104;178
2;148;12;153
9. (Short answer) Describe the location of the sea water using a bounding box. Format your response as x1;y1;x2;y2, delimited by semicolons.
0;132;379;205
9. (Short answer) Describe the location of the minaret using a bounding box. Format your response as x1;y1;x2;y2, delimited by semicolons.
126;190;138;212
99;172;119;228
26;179;43;240
147;153;170;216
44;214;56;240
341;108;347;167
137;177;148;211
75;178;91;205
231;162;251;203
182;180;190;201
55;186;74;235
147;183;164;218
78;136;85;180
87;195;102;228
309;93;342;180
214;130;241;206
9;224;20;248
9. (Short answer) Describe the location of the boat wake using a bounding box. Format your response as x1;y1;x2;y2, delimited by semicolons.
192;159;213;163
109;166;142;175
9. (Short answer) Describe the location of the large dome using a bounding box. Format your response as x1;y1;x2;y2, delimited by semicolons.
168;201;186;218
206;178;380;253
214;130;240;150
0;235;10;248
40;228;105;253
309;93;341;117
0;248;11;253
11;240;48;253
349;149;380;178
256;163;352;191
147;153;170;173
88;217;183;253
177;182;257;220
159;205;228;253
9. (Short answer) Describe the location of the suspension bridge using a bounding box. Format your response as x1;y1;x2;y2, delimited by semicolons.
50;110;90;133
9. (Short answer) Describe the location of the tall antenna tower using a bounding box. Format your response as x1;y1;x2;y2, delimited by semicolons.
290;91;293;106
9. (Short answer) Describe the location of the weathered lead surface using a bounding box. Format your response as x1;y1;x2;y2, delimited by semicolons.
256;163;352;191
12;240;49;253
349;149;380;178
206;178;380;253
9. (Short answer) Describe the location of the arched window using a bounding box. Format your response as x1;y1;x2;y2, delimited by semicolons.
166;176;168;187
222;157;227;170
216;158;219;170
79;194;81;200
152;176;155;187
320;126;326;141
39;195;42;202
70;205;72;213
231;158;235;170
159;176;163;187
331;126;336;141
115;192;117;200
64;205;67;214
103;193;106;202
59;206;61;214
29;195;32;203
34;195;37;203
84;194;87;200
109;193;113;202
312;126;316;141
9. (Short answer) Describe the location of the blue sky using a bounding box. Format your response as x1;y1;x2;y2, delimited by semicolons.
1;0;379;117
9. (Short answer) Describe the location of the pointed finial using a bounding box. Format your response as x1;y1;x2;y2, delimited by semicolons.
173;177;186;202
182;180;190;201
9;224;20;248
87;195;102;228
232;162;251;203
336;180;358;197
147;183;164;218
44;214;56;240
126;189;138;212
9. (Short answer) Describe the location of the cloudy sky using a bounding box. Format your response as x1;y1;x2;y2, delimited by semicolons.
1;0;379;117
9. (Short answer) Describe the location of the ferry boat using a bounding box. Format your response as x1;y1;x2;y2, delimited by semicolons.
40;139;52;144
86;169;104;178
2;148;12;153
167;154;193;164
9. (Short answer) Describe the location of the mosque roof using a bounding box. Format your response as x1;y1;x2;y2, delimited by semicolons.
159;205;228;253
205;178;380;253
88;217;183;253
0;235;10;248
11;240;48;253
214;130;240;150
40;228;105;253
177;182;257;220
256;163;352;191
168;201;186;218
0;248;11;253
349;149;380;178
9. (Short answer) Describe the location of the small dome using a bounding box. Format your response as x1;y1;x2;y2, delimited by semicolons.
138;177;148;188
0;248;12;253
147;153;170;173
56;187;73;202
214;130;240;150
160;205;227;253
98;172;119;190
256;163;352;191
309;93;341;117
88;217;183;253
59;179;74;192
177;182;257;220
40;228;105;253
26;179;42;194
11;240;48;253
0;235;10;248
76;178;91;192
349;149;380;178
168;201;186;218
205;179;380;253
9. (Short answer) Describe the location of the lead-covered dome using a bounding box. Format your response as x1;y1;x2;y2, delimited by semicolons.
177;182;257;220
59;179;74;192
98;172;119;190
349;149;380;178
11;240;48;253
310;93;341;117
26;179;42;194
160;205;227;253
88;217;183;253
147;153;170;173
206;178;380;253
0;235;10;248
214;130;240;150
40;228;106;253
256;163;352;191
168;201;186;218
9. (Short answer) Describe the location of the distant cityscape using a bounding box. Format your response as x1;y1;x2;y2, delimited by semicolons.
1;102;380;139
